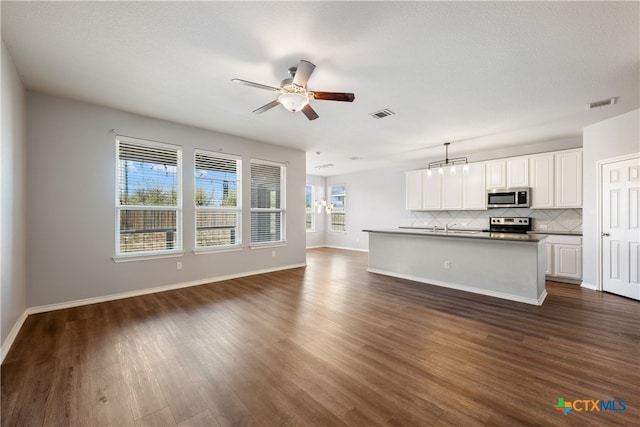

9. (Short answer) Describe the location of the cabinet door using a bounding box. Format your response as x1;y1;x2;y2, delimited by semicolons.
485;160;506;189
529;154;554;208
507;157;529;187
555;150;582;208
422;171;442;210
554;244;582;279
442;169;463;210
545;244;553;276
405;170;423;210
463;162;486;209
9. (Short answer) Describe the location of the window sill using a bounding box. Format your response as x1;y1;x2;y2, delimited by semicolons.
113;251;184;263
249;242;287;250
193;246;243;255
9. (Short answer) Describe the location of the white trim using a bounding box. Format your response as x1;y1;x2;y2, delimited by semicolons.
113;251;184;263
26;263;307;315
596;152;640;292
193;246;243;255
581;281;598;290
249;242;287;250
325;245;368;253
1;310;28;363
367;268;548;306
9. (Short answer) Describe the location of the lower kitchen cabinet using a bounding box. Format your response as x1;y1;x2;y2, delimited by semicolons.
544;235;582;283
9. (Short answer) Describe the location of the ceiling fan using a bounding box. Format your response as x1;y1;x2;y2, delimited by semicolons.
232;60;355;120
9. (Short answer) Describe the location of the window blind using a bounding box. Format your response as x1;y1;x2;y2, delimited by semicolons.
250;160;285;244
195;150;241;248
116;137;182;255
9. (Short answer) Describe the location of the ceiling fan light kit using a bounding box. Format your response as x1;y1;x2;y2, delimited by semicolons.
233;59;355;120
278;92;309;112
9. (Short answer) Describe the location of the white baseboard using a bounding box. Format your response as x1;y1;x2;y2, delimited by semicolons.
580;281;599;290
26;263;307;315
325;245;368;253
1;310;28;363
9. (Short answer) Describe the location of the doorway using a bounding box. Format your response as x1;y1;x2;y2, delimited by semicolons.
599;153;640;300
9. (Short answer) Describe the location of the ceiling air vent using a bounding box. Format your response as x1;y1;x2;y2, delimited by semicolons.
370;109;395;119
586;97;617;110
314;163;334;169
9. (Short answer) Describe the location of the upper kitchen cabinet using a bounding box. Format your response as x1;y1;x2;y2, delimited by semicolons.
506;157;529;187
529;154;555;208
422;171;443;210
462;162;487;210
442;169;463;210
485;160;506;189
405;170;423;210
554;149;582;208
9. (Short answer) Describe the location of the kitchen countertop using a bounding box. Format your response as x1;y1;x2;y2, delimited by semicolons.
398;226;582;237
364;228;547;243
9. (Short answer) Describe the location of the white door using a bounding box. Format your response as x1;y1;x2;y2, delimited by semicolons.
601;155;640;300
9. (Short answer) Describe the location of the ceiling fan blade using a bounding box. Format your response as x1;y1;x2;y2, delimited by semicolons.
232;78;281;92
253;99;280;114
312;91;355;102
292;60;316;88
301;104;319;121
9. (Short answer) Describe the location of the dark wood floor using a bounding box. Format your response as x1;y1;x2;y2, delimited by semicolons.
2;248;639;426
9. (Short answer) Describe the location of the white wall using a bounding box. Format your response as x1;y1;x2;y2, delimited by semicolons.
26;92;306;308
1;40;27;352
582;109;640;288
325;165;413;251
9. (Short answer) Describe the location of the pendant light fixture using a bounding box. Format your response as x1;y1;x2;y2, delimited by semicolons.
426;142;469;176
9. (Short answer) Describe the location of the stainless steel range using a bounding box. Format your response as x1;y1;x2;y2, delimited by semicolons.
483;217;532;234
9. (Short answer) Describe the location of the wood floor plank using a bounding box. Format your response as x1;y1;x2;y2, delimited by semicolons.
2;248;639;426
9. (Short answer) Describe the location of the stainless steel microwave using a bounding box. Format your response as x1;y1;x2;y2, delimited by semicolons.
487;188;530;208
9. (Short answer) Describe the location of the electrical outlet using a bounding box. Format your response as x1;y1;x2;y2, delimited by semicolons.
271;250;276;257
176;261;182;270
539;224;548;230
444;260;450;269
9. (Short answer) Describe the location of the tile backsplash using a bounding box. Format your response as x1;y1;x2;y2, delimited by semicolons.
410;208;582;233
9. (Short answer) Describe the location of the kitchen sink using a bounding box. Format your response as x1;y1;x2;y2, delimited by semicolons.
422;229;479;234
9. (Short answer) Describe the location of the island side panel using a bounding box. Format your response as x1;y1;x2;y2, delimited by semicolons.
366;232;546;305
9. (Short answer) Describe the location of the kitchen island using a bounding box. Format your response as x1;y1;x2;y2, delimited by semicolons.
363;228;547;305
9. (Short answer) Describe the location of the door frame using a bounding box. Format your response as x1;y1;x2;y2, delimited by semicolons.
596;152;640;291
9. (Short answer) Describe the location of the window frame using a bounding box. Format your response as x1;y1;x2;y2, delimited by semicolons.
305;184;315;232
114;136;183;260
194;149;242;253
329;184;346;233
249;158;286;247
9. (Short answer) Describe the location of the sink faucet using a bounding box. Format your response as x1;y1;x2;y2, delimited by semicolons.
445;223;457;232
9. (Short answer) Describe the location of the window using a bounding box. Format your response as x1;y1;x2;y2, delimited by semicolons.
116;137;182;256
305;185;315;231
250;159;285;244
330;184;346;232
195;150;241;249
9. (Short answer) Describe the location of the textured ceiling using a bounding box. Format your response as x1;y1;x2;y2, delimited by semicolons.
2;1;638;175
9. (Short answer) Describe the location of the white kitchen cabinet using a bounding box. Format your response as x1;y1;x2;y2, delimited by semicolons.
422;171;442;210
405;170;423;210
544;234;582;283
507;157;529;188
485;160;506;189
462;162;486;209
554;149;582;208
554;244;582;280
529;154;555;208
545;244;553;276
442;170;463;210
